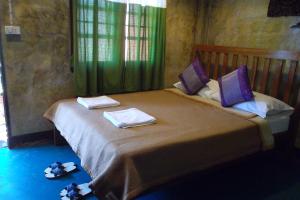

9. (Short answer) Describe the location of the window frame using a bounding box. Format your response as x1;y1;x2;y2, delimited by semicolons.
71;0;150;65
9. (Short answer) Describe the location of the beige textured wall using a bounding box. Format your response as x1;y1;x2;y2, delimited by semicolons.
205;0;300;51
0;0;199;136
165;0;200;87
0;0;74;136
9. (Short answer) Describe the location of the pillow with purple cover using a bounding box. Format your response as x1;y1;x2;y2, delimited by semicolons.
178;58;209;95
218;65;254;107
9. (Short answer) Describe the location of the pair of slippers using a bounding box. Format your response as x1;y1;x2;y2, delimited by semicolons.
44;162;92;200
44;162;77;179
60;183;91;200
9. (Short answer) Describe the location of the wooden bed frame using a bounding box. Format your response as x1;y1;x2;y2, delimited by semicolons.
192;45;300;149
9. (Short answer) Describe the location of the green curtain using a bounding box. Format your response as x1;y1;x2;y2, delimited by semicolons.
123;4;166;92
72;0;166;96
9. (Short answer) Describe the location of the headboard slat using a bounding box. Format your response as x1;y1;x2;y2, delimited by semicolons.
260;58;271;94
232;54;238;69
206;52;212;77
222;53;228;75
284;61;298;104
213;53;220;80
271;60;284;98
242;55;249;66
250;56;259;90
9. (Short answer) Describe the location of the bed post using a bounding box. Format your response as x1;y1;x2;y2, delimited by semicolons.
290;89;300;148
53;127;67;146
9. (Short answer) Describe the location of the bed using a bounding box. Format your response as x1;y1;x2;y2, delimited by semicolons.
44;45;300;200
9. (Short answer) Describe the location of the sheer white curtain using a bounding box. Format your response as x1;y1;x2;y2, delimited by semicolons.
107;0;166;8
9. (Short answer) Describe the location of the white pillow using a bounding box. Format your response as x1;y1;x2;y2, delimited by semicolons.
197;79;219;98
233;92;294;118
173;79;218;97
211;91;221;102
173;81;187;93
206;79;219;91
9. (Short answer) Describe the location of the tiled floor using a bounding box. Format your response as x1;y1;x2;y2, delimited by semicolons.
0;95;7;148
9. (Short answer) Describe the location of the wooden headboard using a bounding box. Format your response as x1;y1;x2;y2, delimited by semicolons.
192;45;300;107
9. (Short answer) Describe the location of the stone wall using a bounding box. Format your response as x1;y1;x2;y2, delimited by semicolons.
204;0;300;51
165;0;200;87
0;0;74;136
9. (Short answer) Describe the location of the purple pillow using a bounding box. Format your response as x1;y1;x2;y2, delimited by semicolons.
218;65;254;107
178;59;209;95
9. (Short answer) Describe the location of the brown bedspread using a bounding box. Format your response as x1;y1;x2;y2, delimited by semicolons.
44;90;268;200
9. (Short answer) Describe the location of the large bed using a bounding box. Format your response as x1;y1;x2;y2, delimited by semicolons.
44;45;300;200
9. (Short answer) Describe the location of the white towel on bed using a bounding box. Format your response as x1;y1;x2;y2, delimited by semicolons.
77;96;120;109
103;108;156;128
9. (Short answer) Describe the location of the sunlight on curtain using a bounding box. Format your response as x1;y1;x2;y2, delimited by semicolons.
107;0;166;8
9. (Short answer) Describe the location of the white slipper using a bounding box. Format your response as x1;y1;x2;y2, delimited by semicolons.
45;164;77;179
44;162;75;173
60;183;92;199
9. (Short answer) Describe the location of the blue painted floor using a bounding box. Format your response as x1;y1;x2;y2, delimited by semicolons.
1;145;300;200
0;145;96;200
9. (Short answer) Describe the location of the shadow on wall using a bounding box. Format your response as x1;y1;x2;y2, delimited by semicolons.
204;0;300;51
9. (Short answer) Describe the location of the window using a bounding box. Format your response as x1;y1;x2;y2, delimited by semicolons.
78;0;115;62
76;0;166;62
124;4;149;61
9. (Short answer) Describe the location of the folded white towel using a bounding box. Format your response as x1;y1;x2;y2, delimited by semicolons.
103;108;156;128
77;96;120;109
